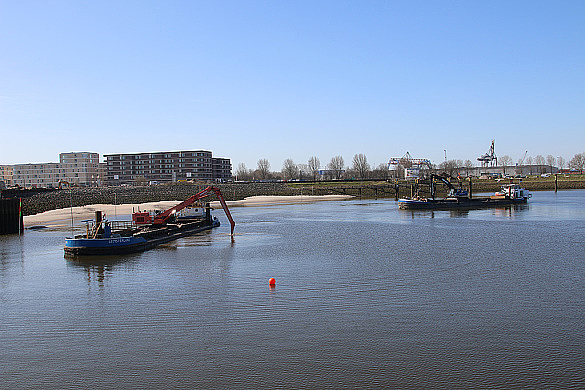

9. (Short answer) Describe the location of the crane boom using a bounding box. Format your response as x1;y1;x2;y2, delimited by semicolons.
152;186;235;235
519;150;528;165
429;174;468;199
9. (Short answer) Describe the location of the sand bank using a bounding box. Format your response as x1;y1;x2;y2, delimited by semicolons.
220;194;352;207
24;195;353;226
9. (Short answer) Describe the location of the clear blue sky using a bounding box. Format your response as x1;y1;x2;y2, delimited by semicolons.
1;0;584;170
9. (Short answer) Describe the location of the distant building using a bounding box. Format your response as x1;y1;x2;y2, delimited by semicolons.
98;162;107;184
447;164;559;178
404;167;420;180
0;165;13;186
104;150;232;184
212;158;233;182
318;169;345;180
12;152;102;188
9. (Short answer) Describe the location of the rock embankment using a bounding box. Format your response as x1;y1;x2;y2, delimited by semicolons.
20;182;312;216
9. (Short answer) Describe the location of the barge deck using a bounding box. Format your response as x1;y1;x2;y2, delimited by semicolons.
398;183;531;210
64;186;234;257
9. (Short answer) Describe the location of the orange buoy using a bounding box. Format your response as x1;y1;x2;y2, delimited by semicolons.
269;278;276;287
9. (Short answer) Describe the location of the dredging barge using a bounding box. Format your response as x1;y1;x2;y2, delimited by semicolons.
64;186;235;256
398;175;531;210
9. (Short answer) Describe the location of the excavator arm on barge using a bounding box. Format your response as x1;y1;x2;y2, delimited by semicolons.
429;174;467;199
151;186;235;235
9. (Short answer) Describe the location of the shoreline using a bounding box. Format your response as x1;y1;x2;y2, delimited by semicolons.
12;179;585;217
23;194;353;226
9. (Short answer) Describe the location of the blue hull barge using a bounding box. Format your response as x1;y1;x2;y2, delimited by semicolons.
399;182;531;210
64;186;234;256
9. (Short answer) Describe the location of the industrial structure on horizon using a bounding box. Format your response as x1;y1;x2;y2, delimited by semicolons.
477;140;498;167
387;143;559;180
388;152;432;180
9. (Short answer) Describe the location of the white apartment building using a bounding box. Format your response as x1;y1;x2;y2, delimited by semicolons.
12;152;102;188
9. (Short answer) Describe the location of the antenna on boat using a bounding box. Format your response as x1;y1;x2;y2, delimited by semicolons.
69;186;74;238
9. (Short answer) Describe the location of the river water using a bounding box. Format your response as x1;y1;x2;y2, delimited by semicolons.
2;190;585;389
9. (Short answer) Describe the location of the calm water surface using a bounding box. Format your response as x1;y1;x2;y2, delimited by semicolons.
2;190;585;389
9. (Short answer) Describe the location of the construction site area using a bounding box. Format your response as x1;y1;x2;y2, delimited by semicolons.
387;140;559;180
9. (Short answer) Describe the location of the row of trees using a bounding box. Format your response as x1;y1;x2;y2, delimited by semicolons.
570;153;585;173
235;154;393;181
235;152;585;181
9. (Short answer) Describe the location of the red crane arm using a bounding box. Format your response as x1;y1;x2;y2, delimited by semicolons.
152;186;235;235
211;187;236;236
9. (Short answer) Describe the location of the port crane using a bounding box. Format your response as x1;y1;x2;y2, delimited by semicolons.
518;150;528;165
388;152;432;180
388;152;432;169
477;140;498;167
132;186;235;235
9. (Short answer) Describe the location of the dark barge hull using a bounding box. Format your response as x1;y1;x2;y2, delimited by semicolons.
398;197;528;210
64;220;219;256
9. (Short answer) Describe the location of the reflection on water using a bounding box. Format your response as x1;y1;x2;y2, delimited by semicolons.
399;203;530;220
66;253;141;287
2;190;585;389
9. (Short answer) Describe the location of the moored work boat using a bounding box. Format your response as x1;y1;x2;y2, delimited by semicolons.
398;178;531;210
64;186;235;256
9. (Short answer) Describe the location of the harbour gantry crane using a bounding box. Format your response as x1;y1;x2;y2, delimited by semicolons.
477;140;498;167
387;152;433;180
388;152;432;169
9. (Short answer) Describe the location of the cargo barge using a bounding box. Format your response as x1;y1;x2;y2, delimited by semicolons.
398;176;531;210
64;186;234;256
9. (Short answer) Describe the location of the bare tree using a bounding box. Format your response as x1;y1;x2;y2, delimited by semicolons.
308;156;320;181
499;155;512;175
569;153;585;173
464;160;474;177
439;160;459;178
257;159;271;180
298;164;309;180
352;153;370;180
557;156;566;170
281;158;298;180
327;155;345;180
546;155;555;167
546;155;556;173
235;163;252;181
372;163;390;180
534;155;545;174
525;156;533;174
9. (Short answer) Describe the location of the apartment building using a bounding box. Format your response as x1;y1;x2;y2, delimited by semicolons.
212;158;233;181
104;150;232;184
0;165;13;186
12;152;102;188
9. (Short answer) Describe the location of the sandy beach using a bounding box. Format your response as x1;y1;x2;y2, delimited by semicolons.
23;194;353;227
